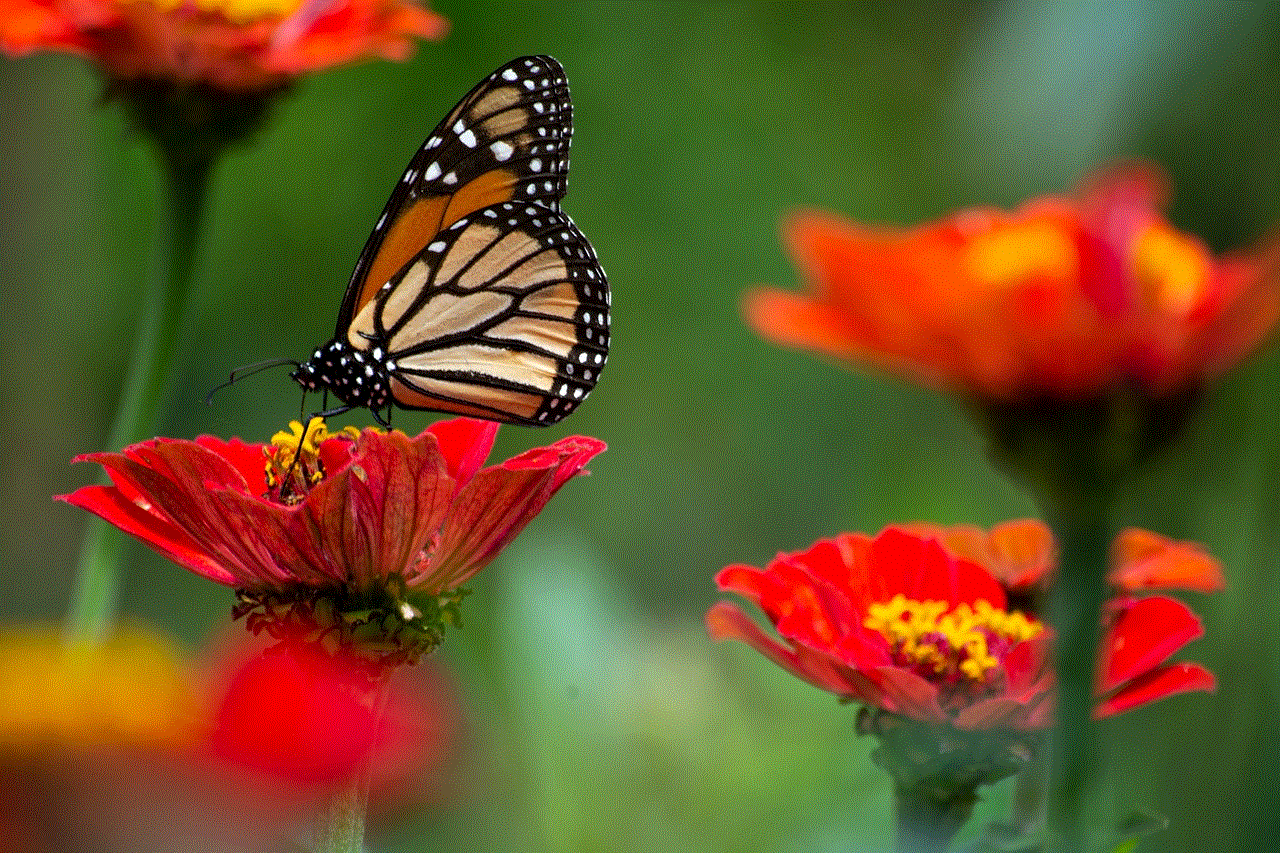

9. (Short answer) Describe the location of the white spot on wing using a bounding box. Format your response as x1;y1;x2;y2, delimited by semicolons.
458;129;477;148
424;161;441;181
491;140;514;161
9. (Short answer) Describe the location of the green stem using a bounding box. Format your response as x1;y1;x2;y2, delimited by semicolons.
1011;756;1047;837
313;772;372;853
1044;499;1114;853
311;673;392;853
893;779;976;853
65;139;214;640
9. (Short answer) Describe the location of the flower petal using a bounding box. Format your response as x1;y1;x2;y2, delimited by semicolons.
1099;595;1204;691
416;435;604;590
1109;528;1225;593
292;429;453;588
1097;662;1216;718
706;602;855;696
58;484;238;586
426;418;498;487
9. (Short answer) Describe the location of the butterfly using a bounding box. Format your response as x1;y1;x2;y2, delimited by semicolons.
289;55;609;427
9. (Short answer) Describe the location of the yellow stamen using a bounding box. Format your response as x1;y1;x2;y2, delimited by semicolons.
864;594;1042;683
963;220;1079;289
145;0;304;24
265;417;360;495
1129;222;1211;316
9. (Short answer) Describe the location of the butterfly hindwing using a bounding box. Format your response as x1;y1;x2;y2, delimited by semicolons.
343;201;609;426
337;55;574;333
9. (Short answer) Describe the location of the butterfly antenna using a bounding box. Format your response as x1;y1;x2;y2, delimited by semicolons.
205;358;301;405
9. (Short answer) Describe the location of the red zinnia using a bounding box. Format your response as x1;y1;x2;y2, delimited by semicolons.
707;526;1216;729
746;162;1279;400
0;0;448;91
59;419;604;655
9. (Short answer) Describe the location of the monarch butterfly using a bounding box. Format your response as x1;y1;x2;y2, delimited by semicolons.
289;55;609;427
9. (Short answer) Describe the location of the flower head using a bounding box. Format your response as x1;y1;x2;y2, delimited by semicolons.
0;622;459;849
746;162;1279;401
60;418;605;660
0;0;448;91
707;525;1215;729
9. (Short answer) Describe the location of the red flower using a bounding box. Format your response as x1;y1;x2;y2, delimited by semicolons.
0;0;448;91
707;526;1215;729
0;622;460;849
746;162;1279;399
60;419;604;657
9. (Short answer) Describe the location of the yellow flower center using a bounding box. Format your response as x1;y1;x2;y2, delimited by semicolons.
146;0;303;23
1129;222;1211;316
265;417;361;500
964;221;1080;289
864;594;1042;684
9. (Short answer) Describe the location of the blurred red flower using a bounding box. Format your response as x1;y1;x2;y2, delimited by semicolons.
0;0;448;90
0;623;460;851
707;526;1216;729
61;418;603;597
746;163;1279;399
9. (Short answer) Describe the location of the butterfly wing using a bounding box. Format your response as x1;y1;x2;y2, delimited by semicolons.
345;201;609;425
336;55;575;335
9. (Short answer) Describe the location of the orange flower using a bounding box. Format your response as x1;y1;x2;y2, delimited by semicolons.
747;163;1279;399
0;0;448;90
903;519;1225;595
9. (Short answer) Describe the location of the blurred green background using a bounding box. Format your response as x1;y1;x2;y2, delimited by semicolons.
4;1;1280;850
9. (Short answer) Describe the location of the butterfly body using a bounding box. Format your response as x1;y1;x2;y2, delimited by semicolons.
292;55;608;426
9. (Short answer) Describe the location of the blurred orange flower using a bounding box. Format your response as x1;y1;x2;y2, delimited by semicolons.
904;519;1225;595
0;0;448;90
747;163;1279;399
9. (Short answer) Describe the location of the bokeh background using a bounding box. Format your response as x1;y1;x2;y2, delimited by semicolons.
4;2;1280;851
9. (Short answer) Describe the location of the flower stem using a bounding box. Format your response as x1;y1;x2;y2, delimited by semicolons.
313;772;371;853
1044;500;1113;852
311;671;392;853
66;138;214;640
893;780;976;853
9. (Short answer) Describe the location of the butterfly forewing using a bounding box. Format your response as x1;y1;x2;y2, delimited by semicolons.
344;202;609;426
338;55;574;333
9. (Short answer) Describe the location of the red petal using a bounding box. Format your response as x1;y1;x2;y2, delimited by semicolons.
426;418;498;487
194;435;271;493
705;602;854;695
1097;662;1216;717
58;484;239;585
416;435;604;590
208;641;383;785
871;527;1007;609
1099;596;1204;691
294;429;453;587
